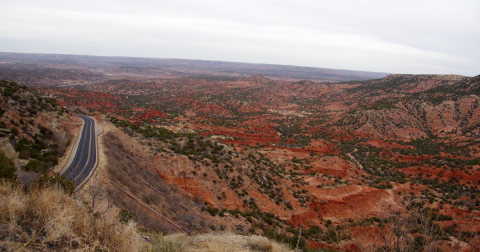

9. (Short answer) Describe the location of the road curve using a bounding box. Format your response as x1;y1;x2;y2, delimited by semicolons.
62;115;98;188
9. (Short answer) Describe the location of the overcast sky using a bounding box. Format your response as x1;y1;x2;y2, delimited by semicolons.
1;0;479;76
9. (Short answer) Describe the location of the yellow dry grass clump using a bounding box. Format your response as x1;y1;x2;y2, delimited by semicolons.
0;180;142;251
154;232;291;252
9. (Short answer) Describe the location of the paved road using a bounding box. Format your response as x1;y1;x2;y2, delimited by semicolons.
62;115;97;187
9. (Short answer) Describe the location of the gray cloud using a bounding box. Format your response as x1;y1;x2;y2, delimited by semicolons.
0;0;478;75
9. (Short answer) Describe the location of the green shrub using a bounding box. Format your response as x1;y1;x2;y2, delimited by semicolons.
0;153;17;182
203;206;219;216
119;209;137;223
24;159;48;173
33;173;75;195
10;127;18;136
437;214;453;221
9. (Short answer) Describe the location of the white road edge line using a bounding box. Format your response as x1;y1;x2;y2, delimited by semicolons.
59;115;85;174
75;116;103;192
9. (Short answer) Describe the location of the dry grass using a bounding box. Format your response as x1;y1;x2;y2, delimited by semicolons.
0;180;142;251
161;232;291;252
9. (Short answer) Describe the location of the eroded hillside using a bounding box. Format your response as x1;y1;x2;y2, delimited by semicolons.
3;68;480;250
0;80;81;184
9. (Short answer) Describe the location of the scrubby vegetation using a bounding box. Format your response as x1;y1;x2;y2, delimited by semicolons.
0;153;17;182
3;69;480;251
0;80;73;179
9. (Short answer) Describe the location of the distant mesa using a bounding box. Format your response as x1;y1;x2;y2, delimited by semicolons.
0;52;389;83
243;74;270;83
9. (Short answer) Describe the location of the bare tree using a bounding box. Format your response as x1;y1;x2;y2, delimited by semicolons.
180;212;201;235
452;212;474;252
353;202;416;252
467;232;480;252
84;176;114;217
414;210;443;252
353;197;457;252
352;225;384;252
54;130;72;157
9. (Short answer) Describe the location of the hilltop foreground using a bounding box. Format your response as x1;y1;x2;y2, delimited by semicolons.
0;181;291;252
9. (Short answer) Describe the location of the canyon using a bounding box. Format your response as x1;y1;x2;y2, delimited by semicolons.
1;52;480;251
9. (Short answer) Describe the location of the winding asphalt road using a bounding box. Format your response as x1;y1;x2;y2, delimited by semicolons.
62;115;98;187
